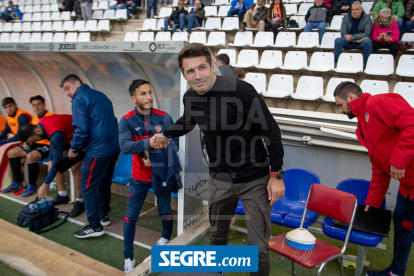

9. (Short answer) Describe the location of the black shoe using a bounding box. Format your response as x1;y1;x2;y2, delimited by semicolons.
100;215;111;227
69;201;85;217
74;224;104;239
51;195;69;205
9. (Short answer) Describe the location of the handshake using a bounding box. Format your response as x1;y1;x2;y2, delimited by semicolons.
150;133;170;150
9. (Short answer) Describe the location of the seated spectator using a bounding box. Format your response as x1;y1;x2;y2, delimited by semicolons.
372;0;404;36
324;0;333;8
233;67;246;80
12;5;22;20
59;0;75;12
74;0;83;20
181;0;205;33
228;0;248;20
265;0;286;43
372;8;400;58
4;95;54;196
0;1;16;22
304;0;333;44
334;1;372;66
163;0;188;32
332;0;354;15
0;97;32;147
405;0;414;32
109;0;141;19
242;0;268;32
216;54;236;78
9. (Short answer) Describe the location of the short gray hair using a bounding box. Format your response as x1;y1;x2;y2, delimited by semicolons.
379;7;391;18
352;0;362;7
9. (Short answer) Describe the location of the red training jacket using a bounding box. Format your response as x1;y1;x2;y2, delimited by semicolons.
349;93;414;208
38;114;74;145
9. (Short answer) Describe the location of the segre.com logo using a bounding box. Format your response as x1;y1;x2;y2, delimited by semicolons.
152;245;258;272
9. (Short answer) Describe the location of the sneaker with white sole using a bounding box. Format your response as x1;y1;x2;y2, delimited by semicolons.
124;258;136;273
156;237;170;245
74;224;104;239
100;215;111;227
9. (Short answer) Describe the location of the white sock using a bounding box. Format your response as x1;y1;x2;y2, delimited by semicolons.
76;198;84;203
58;191;67;197
390;272;399;276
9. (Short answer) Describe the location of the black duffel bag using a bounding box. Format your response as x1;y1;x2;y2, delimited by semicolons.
17;199;69;234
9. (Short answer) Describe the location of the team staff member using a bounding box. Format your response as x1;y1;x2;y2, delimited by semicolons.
153;43;285;276
119;79;179;273
19;115;83;216
60;75;120;239
0;97;32;146
334;82;414;276
5;95;54;196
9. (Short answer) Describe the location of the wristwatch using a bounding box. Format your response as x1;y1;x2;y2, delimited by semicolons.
270;170;284;179
71;148;79;153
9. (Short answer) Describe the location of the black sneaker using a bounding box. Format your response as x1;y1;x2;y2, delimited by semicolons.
69;201;85;217
74;224;104;239
100;215;111;227
51;195;69;205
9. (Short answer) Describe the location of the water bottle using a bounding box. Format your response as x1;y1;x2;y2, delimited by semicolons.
49;181;57;191
29;199;52;211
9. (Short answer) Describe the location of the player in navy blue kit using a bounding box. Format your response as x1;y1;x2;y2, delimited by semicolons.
118;79;179;273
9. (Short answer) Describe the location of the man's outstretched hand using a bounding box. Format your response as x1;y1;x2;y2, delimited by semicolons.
150;134;170;149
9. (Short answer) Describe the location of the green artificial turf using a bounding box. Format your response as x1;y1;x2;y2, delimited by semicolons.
0;196;151;272
2;191;413;276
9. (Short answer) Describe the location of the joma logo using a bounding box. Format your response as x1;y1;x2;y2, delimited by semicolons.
58;44;77;50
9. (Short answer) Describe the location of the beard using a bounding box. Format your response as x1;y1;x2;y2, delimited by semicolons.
136;101;152;110
342;102;356;119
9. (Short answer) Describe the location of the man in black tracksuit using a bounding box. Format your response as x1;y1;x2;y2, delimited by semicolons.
304;0;333;44
153;43;285;276
163;0;188;32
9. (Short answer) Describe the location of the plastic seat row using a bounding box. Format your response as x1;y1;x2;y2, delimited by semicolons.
20;9;127;21
0;31;91;42
218;48;401;76
13;0;57;5
246;73;391;101
230;31;337;48
92;1;118;11
1;20;110;33
17;4;59;13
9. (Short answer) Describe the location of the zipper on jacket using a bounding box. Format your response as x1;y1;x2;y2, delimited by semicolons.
145;117;149;136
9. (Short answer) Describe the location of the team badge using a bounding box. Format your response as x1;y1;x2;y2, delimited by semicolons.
365;113;369;122
154;126;162;133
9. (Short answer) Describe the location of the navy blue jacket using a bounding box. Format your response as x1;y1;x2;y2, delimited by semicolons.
118;108;178;182
150;145;182;196
70;84;120;157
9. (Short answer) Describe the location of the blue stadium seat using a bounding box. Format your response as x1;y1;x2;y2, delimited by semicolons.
322;179;385;247
37;157;50;164
112;152;132;185
235;168;320;229
271;168;320;228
